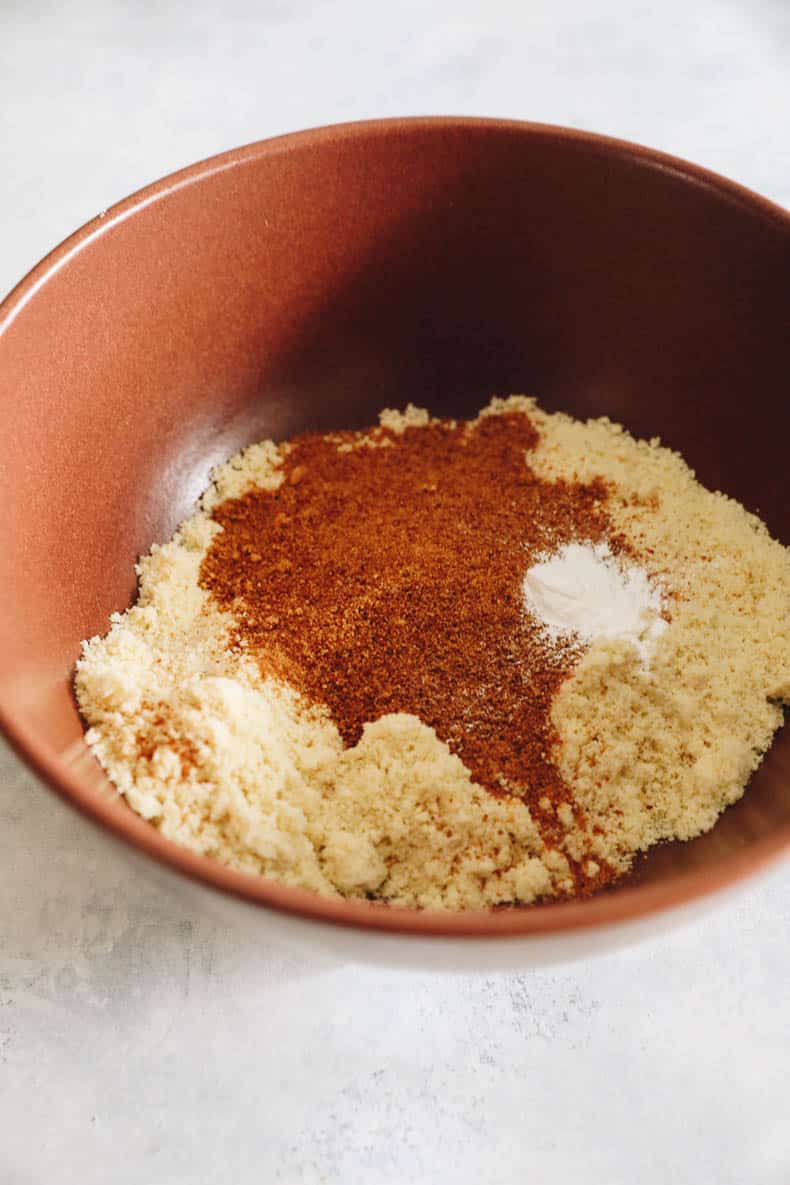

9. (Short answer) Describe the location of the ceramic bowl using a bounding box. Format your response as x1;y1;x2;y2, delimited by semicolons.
1;118;789;968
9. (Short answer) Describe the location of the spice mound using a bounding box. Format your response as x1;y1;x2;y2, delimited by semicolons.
75;398;790;909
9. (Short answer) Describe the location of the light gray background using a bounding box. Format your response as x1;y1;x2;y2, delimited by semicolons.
1;2;789;1182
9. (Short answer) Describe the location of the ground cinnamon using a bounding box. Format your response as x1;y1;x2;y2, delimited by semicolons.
201;411;617;863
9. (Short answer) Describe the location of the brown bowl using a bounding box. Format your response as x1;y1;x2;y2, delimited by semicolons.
1;117;789;959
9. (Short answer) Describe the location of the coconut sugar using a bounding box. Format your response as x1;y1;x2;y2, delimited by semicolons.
75;397;790;909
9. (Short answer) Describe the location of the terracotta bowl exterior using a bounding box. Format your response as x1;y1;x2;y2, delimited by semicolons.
1;117;789;952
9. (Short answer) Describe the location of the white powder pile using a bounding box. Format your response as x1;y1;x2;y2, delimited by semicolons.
523;541;667;663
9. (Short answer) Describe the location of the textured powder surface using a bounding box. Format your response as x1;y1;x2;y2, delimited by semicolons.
75;397;790;908
522;401;790;870
200;407;619;893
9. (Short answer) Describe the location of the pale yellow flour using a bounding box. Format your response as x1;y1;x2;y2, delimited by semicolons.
75;398;790;908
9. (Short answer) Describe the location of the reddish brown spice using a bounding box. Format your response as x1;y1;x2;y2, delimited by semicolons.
201;411;619;885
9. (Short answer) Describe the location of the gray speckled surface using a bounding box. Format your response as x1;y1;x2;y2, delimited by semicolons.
2;3;789;1181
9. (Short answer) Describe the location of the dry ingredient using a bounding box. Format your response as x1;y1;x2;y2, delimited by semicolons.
75;397;790;909
201;410;613;842
522;541;667;664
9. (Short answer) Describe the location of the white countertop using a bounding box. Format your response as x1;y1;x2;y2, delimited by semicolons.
2;3;789;1181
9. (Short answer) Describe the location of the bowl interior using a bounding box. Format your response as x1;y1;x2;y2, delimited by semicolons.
1;119;789;930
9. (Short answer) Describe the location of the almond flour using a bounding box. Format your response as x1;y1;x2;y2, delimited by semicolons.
75;398;790;909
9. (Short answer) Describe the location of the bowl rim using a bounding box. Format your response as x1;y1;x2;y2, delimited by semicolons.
1;114;789;940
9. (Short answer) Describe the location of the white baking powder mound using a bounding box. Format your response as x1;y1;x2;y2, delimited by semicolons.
522;541;666;663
